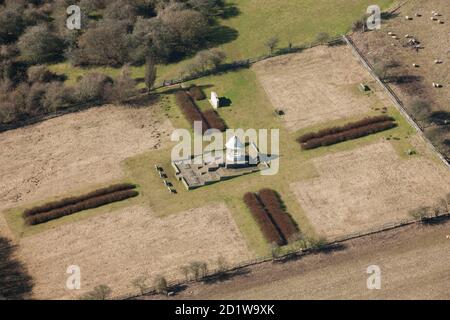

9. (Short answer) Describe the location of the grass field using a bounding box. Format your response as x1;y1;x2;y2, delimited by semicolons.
123;55;420;255
48;0;396;86
6;53;422;255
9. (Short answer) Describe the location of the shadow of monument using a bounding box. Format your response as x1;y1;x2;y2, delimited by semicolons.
219;97;232;107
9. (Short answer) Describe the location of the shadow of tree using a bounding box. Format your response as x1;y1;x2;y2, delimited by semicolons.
422;214;450;226
206;25;239;47
202;267;251;285
219;2;241;20
428;111;450;125
0;237;33;300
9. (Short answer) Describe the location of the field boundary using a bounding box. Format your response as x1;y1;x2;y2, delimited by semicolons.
117;210;450;300
0;2;407;134
343;35;450;169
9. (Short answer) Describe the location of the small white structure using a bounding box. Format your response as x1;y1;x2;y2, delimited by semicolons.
225;135;246;166
209;91;220;109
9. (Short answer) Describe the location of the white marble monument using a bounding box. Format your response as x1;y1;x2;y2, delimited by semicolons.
209;91;220;109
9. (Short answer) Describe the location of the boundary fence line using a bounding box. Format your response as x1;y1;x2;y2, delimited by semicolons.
343;35;450;169
116;211;450;300
0;1;410;134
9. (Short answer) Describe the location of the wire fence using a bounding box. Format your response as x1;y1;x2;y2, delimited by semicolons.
0;37;344;134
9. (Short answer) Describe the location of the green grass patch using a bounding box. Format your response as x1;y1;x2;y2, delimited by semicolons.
47;0;396;86
5;63;419;258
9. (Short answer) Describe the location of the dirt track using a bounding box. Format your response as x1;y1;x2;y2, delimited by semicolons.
147;218;450;300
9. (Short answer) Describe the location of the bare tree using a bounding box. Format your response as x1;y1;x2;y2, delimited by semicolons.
145;55;157;93
217;256;228;275
80;284;112;300
189;261;202;281
154;275;168;295
265;37;279;55
110;65;137;103
315;32;330;44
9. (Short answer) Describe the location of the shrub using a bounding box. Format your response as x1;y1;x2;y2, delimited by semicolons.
69;20;130;67
174;90;209;133
298;116;394;143
315;32;330;44
203;109;227;132
26;189;139;225
108;66;137;103
409;207;430;221
243;192;285;246
75;73;113;104
23;183;136;218
188;86;206;100
42;82;70;112
80;284;112;300
27;65;59;83
299;120;397;150
409;99;431;122
258;189;299;242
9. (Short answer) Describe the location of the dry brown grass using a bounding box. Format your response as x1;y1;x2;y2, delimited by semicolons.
290;141;450;240
252;45;384;132
0;104;172;221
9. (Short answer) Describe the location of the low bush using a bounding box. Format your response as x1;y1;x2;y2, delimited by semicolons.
203;109;227;132
26;189;139;225
188;86;206;100
243;192;285;246
23;183;136;218
258;189;299;242
174;90;209;133
298;115;394;143
300;121;397;150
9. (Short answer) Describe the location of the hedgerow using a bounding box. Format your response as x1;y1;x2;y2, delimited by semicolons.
300;120;397;150
188;86;206;100
203;109;227;132
243;192;285;246
258;189;299;242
